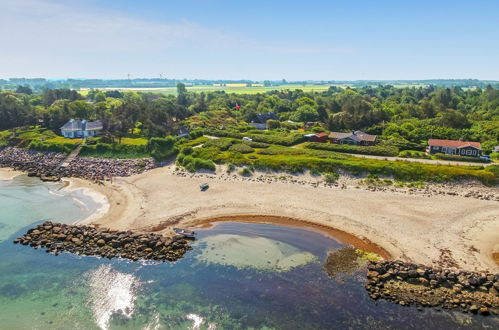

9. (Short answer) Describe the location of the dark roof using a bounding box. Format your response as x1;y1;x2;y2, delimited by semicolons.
329;130;377;142
60;119;103;131
428;139;481;149
255;112;279;124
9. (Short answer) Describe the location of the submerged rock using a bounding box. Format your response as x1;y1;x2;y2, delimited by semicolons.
14;221;191;263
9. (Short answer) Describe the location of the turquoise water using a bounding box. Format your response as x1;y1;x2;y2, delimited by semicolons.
0;177;498;329
0;176;98;243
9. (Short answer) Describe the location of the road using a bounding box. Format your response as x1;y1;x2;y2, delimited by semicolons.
344;153;494;167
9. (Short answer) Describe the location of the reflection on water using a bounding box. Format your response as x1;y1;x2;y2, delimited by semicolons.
87;265;139;330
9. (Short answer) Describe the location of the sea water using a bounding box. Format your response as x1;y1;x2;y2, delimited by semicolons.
0;177;497;329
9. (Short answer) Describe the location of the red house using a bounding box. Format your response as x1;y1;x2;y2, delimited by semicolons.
306;132;329;143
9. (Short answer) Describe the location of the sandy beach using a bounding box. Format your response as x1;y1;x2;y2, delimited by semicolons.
63;165;499;272
0;168;23;181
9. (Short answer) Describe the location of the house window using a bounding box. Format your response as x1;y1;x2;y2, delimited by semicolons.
442;147;447;153
466;150;472;155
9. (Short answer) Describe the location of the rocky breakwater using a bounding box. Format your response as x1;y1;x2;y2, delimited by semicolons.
13;221;191;262
365;260;499;315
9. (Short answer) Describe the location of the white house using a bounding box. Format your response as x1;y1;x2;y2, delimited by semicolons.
60;119;103;139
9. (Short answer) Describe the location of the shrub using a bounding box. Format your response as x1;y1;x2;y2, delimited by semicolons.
398;150;431;159
28;140;74;154
181;155;216;172
148;136;178;160
226;163;236;173
433;153;489;163
203;138;234;151
228;143;254;154
239;167;253;176
305;142;399;157
324;171;339;183
80;142;149;158
490;152;499;160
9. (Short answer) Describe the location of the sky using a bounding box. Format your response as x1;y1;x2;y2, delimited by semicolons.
1;0;498;80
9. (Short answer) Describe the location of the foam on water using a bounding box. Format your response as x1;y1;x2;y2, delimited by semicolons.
87;264;139;330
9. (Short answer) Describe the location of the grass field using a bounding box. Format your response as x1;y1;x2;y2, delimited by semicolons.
79;84;348;95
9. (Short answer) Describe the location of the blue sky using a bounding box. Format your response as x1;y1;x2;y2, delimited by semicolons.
1;0;498;80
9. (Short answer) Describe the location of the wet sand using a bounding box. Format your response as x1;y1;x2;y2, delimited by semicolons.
65;165;499;272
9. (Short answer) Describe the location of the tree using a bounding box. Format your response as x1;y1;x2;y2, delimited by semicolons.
176;83;188;106
290;105;319;122
15;85;33;95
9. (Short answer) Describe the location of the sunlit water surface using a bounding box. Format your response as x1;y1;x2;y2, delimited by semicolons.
0;176;497;329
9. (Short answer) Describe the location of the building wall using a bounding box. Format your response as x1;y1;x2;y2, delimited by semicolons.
429;145;480;157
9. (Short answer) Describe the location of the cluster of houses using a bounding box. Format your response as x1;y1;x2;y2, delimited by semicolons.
304;131;486;158
61;115;492;160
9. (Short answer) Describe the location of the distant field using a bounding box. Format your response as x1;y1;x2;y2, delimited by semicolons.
79;84;349;95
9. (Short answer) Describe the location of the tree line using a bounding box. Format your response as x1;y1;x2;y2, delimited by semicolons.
0;83;498;151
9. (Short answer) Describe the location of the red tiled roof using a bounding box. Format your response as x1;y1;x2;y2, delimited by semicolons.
315;132;329;138
428;139;481;149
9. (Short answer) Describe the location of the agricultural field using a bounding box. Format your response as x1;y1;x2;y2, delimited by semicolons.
79;84;343;96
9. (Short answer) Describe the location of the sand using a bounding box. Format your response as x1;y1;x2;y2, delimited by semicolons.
0;168;23;181
64;165;499;272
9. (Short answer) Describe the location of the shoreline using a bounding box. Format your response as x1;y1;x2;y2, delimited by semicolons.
2;164;499;272
62;178;110;225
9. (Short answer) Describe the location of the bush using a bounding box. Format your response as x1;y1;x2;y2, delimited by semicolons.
324;171;339;183
28;140;75;154
80;142;149;158
203;128;305;146
226;163;236;173
490;152;499;160
305;142;399;157
266;119;281;129
433;153;489;163
239;167;253;176
180;155;216;172
203;138;234;151
228;143;254;154
148;136;178;160
398;150;431;159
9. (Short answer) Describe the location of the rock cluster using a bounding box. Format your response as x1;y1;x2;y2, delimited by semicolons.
13;221;191;262
57;156;156;180
0;147;155;181
0;147;64;174
365;260;499;315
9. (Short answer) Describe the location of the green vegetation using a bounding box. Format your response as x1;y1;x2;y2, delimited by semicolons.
433;153;490;163
304;142;399;157
186;137;498;184
148;137;178;161
324;171;340;183
398;150;431;159
228;143;254;154
1;83;498;185
80;143;149;159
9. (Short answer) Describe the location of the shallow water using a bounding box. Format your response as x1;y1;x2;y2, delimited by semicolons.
0;179;498;329
0;176;98;242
